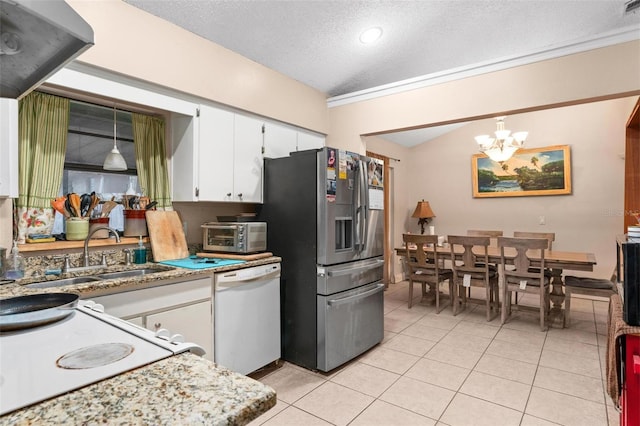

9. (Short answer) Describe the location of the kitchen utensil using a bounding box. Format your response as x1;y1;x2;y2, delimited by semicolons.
101;200;118;217
64;197;73;217
0;293;79;331
50;197;69;217
145;211;189;262
69;193;81;217
195;252;273;261
80;193;91;217
138;196;149;210
87;192;100;218
145;201;158;210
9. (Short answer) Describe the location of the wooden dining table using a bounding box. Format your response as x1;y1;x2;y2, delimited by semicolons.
394;244;597;318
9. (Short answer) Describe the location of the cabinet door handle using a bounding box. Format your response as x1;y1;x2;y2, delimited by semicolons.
237;193;243;199
154;322;162;330
226;193;232;197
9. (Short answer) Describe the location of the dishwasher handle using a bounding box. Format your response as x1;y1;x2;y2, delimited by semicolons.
216;265;281;290
327;283;385;307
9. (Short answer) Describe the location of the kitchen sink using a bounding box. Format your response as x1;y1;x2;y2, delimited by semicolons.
22;267;174;289
24;276;103;289
95;268;169;280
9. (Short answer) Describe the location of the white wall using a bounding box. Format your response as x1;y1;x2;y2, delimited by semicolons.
370;97;637;280
327;41;640;154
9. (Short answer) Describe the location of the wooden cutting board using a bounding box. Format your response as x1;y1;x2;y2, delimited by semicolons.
145;211;189;262
196;252;273;261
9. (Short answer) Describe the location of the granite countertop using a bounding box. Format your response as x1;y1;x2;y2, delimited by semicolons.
0;256;281;299
0;256;281;424
1;353;276;425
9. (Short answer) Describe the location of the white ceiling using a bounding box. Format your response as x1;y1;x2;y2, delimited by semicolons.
125;0;640;146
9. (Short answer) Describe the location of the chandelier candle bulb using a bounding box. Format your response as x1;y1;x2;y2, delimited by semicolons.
476;116;527;163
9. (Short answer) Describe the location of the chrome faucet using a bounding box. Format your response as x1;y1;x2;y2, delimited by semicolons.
83;226;120;267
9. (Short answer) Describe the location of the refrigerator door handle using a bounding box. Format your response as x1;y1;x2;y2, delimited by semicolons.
361;160;370;252
325;259;384;277
327;283;385;307
356;159;368;252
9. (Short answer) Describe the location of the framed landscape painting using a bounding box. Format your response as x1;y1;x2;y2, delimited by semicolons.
472;144;572;198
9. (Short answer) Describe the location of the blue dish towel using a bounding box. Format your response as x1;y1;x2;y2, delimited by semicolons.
159;256;245;270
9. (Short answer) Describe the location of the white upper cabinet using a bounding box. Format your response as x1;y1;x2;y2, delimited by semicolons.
171;110;199;202
232;114;264;203
198;105;234;201
0;98;19;198
297;130;325;152
172;105;264;203
263;121;297;159
263;122;325;159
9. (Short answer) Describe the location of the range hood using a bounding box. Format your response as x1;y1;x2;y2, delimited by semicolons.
0;0;94;99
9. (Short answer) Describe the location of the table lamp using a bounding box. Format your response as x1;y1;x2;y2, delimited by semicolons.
412;200;435;234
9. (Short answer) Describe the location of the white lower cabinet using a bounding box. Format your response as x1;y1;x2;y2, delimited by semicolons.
146;301;213;361
128;316;144;327
90;276;214;360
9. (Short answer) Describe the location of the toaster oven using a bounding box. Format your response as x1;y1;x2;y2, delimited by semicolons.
201;222;267;253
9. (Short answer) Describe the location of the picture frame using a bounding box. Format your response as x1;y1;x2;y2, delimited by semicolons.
472;144;572;198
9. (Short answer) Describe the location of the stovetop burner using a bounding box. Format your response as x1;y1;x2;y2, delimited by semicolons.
57;342;135;369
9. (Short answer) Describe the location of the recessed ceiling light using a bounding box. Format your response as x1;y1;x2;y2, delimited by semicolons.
359;27;383;44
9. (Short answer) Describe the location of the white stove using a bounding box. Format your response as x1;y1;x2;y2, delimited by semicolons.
0;300;204;416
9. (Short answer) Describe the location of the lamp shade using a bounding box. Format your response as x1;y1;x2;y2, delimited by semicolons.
103;105;128;171
412;200;435;219
103;147;127;171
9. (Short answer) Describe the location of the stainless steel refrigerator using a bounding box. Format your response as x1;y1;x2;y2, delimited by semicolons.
258;147;384;372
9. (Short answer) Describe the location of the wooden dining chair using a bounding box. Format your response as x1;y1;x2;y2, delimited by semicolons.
466;230;503;297
513;231;555;250
448;235;499;320
467;230;503;247
403;234;453;312
498;236;551;331
513;231;555;275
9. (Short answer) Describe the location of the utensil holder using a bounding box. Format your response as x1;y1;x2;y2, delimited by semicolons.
89;217;110;239
66;217;89;241
124;210;148;237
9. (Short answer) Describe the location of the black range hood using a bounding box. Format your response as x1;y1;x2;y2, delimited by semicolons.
0;0;94;99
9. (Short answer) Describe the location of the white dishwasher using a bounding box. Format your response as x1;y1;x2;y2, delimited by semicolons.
214;263;281;375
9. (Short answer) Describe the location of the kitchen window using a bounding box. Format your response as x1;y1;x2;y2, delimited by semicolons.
16;90;170;244
51;100;141;234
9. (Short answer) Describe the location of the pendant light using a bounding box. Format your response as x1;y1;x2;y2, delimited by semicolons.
103;105;127;171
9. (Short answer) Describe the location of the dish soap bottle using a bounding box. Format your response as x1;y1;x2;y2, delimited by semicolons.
5;241;25;279
133;236;147;264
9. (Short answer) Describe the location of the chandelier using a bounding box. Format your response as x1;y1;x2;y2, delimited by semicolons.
475;117;528;163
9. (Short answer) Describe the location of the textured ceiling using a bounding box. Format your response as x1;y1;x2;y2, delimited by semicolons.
124;0;640;146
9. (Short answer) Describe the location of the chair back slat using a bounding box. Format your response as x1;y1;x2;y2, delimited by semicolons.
448;235;490;275
467;230;503;246
513;231;555;250
498;236;547;280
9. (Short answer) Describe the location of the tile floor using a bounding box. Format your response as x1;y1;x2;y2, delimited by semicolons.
250;281;618;426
